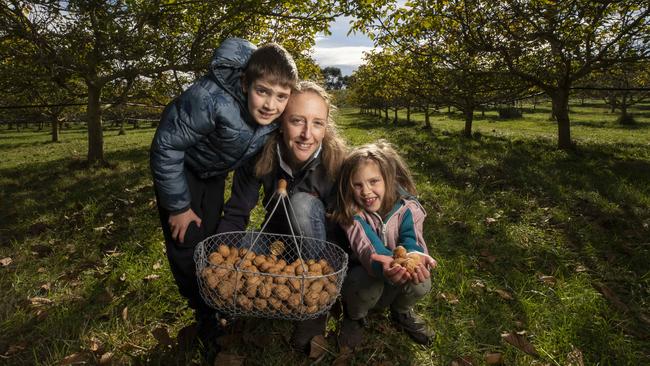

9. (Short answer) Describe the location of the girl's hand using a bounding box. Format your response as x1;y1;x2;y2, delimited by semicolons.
169;208;202;244
411;254;437;284
370;253;411;285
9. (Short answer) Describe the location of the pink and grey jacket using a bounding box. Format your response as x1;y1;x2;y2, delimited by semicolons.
343;197;429;277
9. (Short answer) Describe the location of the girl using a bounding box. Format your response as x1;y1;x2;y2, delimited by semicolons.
333;141;437;348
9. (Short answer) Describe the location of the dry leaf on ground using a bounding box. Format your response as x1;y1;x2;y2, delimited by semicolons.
152;261;162;270
59;352;89;365
538;275;556;286
29;297;53;306
450;356;476;365
1;257;12;266
98;352;113;365
593;282;629;312
485;352;503;364
308;334;330;359
213;352;245;366
3;342;28;356
121;307;128;322
88;337;103;353
143;274;160;282
566;346;584;366
436;292;460;304
501;332;539;356
152;326;174;347
493;289;513;300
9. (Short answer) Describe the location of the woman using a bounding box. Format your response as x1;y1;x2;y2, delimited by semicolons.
217;80;348;353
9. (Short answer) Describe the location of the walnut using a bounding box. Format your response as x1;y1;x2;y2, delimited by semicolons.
322;263;334;275
217;244;231;258
218;281;235;299
309;280;325;293
202;269;219;289
287;293;302;310
390;247;421;275
325;282;338;296
259;261;273;272
268;297;283;311
294;263;307;276
245;275;262;287
237;295;253;311
306;305;319;314
318;291;331;306
253;255;267;267
273;284;291;301
257;282;272;299
288;278;303;293
208;252;224;265
308;263;323;274
245;283;258;298
304;290;320;307
274;274;288;285
214;267;229;278
253;298;268;310
393;246;407;259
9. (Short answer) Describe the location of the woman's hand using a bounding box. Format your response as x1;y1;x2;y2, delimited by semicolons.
370;253;411;285
169;209;202;244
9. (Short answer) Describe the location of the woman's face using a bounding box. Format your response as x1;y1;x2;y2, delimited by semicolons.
281;91;328;168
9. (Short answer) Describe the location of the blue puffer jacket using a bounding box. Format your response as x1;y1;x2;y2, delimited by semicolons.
150;38;279;213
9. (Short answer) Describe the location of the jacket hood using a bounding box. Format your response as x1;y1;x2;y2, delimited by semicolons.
209;38;257;108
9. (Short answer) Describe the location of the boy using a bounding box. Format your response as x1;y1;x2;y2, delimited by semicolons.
150;37;298;345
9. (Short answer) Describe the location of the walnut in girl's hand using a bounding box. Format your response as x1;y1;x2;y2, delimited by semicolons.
389;245;423;274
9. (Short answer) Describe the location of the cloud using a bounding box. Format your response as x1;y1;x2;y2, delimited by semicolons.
313;46;374;67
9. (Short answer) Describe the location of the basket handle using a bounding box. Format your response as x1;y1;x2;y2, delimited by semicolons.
277;178;288;196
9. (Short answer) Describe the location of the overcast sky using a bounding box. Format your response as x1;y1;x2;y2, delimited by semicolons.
313;16;375;76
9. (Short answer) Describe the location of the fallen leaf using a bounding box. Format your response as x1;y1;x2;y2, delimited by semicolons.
470;279;486;291
493;289;513;300
152;327;174;347
40;282;51;293
152;261;162;270
485;217;497;224
485;352;503;364
119;273;127;282
88;337;103;353
436;292;460;305
60;352;89;365
3;342;27;356
35;309;49;321
575;265;588;273
37;267;47;273
538;275;556;286
501;332;539;356
450;356;476;366
143;274;160;282
213;352;245;366
308;335;329;359
29;297;53;306
566;345;584;366
98;352;113;365
0;257;12;266
332;346;353;366
593;283;629;312
121;307;128;322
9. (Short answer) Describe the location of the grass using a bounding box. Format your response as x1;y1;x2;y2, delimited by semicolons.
1;101;649;365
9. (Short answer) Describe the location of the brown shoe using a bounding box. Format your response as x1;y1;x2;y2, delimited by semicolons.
390;309;434;345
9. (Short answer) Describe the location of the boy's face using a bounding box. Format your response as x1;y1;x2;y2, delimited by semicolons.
243;77;292;126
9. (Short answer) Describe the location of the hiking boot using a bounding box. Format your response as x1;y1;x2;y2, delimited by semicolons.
290;314;328;354
390;309;434;345
338;316;364;349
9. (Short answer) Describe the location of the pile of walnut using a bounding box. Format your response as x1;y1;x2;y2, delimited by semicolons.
201;243;339;315
389;245;422;274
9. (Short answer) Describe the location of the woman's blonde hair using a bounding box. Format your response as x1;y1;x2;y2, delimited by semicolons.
254;80;347;180
332;141;416;226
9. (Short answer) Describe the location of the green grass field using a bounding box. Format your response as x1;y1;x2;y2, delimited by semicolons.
1;102;649;365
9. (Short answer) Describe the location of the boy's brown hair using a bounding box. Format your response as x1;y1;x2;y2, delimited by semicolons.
243;43;299;89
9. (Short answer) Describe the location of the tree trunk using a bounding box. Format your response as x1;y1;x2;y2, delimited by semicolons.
384;106;389;124
463;107;474;138
406;105;411;123
393;108;398;126
87;83;105;164
51;115;59;142
424;104;431;130
551;88;572;149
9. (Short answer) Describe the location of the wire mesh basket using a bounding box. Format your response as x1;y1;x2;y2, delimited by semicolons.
195;180;348;320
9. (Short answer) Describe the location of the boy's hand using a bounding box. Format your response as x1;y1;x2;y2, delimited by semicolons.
169;209;202;244
370;253;411;285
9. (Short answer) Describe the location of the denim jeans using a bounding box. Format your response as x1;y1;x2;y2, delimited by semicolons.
287;192;327;258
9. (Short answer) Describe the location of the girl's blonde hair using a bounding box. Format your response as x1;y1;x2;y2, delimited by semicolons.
333;140;417;226
254;80;347;180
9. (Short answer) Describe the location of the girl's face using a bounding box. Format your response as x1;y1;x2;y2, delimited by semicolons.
281;91;328;168
351;160;385;214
